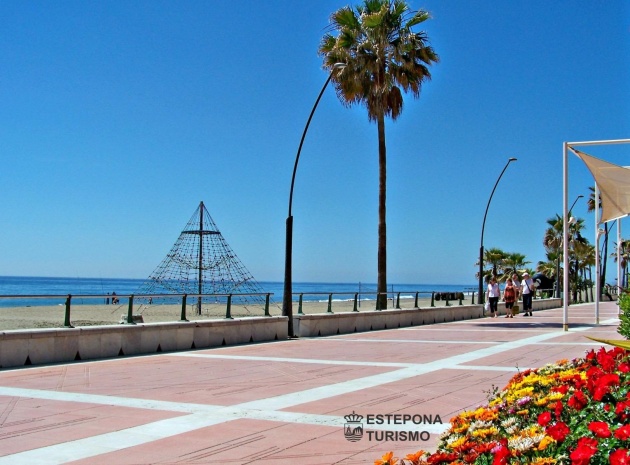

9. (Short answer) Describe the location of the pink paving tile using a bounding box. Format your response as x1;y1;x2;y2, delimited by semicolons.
65;418;438;465
0;397;182;456
281;368;516;421
0;357;398;406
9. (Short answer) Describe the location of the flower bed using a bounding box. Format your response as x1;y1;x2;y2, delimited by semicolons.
375;347;630;465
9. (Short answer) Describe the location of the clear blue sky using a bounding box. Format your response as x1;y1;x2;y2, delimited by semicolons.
1;1;629;285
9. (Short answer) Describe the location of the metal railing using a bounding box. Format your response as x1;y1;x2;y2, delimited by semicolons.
0;293;274;328
293;290;475;314
0;288;494;329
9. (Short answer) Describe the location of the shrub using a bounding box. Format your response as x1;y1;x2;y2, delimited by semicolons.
618;292;630;340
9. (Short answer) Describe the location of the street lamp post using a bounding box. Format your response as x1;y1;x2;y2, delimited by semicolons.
478;157;517;308
555;195;583;297
283;63;346;338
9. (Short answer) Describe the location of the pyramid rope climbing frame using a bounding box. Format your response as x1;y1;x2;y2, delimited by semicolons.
136;201;268;315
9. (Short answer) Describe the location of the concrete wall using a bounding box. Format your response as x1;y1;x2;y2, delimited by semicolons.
0;316;288;369
294;298;562;337
0;298;563;369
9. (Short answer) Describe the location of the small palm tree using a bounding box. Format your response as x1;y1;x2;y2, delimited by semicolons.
503;252;529;279
482;247;507;282
319;0;439;309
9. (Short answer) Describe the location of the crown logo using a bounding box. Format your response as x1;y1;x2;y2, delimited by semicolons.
344;411;363;423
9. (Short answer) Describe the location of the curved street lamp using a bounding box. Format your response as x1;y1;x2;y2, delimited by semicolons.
282;63;346;338
478;157;517;307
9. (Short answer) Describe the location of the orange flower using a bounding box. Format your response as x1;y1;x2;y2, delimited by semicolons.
375;451;398;465
404;450;427;464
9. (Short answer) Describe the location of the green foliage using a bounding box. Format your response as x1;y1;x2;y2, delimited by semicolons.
483;383;499;403
618;292;630;339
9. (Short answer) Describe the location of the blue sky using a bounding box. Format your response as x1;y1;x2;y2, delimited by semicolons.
1;1;629;285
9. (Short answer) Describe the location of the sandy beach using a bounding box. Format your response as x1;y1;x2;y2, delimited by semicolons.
0;295;457;331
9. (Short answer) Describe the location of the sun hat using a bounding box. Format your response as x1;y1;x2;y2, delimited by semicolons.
523;272;530;276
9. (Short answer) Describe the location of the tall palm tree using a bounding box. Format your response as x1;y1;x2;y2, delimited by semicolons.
319;0;439;308
587;186;610;298
544;214;564;296
611;238;630;290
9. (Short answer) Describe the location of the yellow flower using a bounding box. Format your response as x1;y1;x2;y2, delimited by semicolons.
471;426;499;438
531;457;557;465
534;397;550;406
447;436;467;450
538;435;556;450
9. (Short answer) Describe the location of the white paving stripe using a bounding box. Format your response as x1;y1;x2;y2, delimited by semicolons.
0;317;618;464
313;338;606;345
169;352;413;367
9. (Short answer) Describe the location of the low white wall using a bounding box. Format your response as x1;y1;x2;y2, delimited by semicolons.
294;298;562;337
0;316;288;369
0;299;563;369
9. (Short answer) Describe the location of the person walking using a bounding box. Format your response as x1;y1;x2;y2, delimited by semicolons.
503;278;516;318
487;277;501;318
521;272;535;316
511;273;521;302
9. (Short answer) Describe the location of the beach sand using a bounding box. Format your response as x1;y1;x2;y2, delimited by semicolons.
0;295;464;331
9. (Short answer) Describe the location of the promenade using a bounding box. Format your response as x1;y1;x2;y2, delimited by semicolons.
0;301;621;465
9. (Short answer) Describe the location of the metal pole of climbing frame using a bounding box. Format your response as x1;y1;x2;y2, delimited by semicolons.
198;201;203;315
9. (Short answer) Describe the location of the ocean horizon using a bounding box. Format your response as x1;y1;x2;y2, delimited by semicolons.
0;275;476;307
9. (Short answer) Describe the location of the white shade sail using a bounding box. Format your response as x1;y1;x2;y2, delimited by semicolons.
569;146;630;223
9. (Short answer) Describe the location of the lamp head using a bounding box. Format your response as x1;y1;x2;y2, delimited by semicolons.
508;157;517;162
568;216;576;225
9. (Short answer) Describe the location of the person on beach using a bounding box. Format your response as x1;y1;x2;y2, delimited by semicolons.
503;278;516;318
487;277;500;318
521;272;535;316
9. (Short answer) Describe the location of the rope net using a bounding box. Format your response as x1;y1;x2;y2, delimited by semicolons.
136;202;268;313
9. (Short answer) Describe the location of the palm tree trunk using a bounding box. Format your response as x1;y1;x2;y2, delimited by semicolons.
377;114;387;309
601;228;609;298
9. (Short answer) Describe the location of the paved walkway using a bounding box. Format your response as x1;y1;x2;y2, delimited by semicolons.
0;301;622;464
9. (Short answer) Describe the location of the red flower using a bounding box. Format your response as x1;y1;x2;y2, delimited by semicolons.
554;400;563;418
619;361;630;373
546;422;570;442
552;384;570;394
597;347;616;372
538;411;552;426
588;421;612;438
427;452;458;464
568;390;588;410
610;449;630;465
492;445;511;465
586;349;596;361
592;373;620;401
615;425;630;441
570;437;598;465
616;400;630;421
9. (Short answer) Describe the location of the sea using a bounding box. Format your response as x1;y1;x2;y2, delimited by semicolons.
0;276;476;308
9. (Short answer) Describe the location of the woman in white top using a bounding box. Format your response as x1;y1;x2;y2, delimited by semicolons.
521;272;535;316
486;277;501;318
